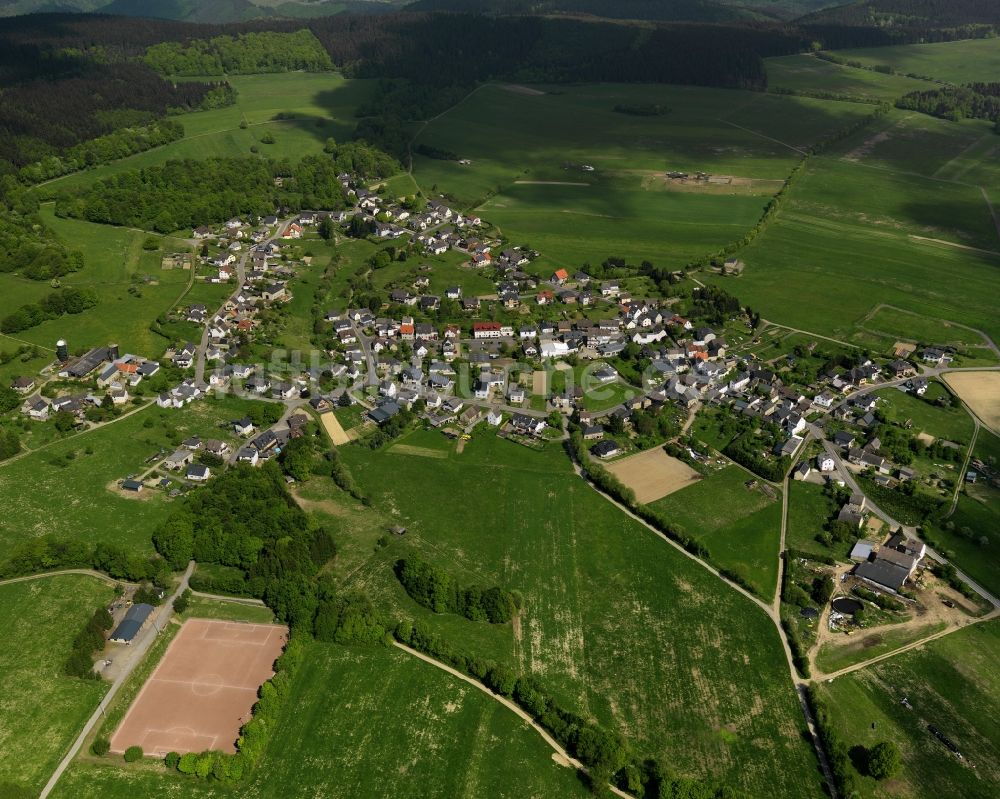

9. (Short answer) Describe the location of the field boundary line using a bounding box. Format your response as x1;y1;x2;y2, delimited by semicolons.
0;568;130;588
716;118;808;155
981;186;1000;245
393;641;632;799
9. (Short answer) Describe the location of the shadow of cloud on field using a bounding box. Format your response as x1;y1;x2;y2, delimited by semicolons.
901;196;1000;254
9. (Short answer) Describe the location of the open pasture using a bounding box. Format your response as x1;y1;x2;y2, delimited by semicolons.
817;619;1000;799
861;305;987;348
51;642;593;799
943;372;1000;434
765;54;930;100
874;383;975;444
412;83;872;264
37;73;376;195
337;435;816;797
703;153;1000;344
111;619;287;757
605;445;701;503
0;396;260;557
0;575;114;794
648;465;781;596
828;38;1000;85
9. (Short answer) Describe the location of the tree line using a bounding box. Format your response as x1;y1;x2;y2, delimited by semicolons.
144;30;334;77
65;604;114;679
897;82;1000;128
54;145;395;233
1;287;98;335
394;557;520;624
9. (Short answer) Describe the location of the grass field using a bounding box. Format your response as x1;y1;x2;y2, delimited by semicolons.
702;111;1000;344
925;431;1000;599
648;465;782;596
0;395;259;557
815;622;947;675
861;305;987;347
181;596;276;624
828;38;1000;84
765;54;930;100
0;205;194;359
817;619;1000;799
785;480;844;561
332;434;817;796
411;82;873;267
53;642;593;799
37;73;377;195
0;575;114;794
874;384;974;444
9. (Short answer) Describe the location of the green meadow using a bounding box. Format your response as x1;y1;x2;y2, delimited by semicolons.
0;396;260;557
785;480;844;561
648;465;782;597
874;383;975;444
51;643;592;799
828;38;1000;84
765;54;930;100
0;575;114;794
702;111;1000;344
817;619;1000;799
411;82;873;267
331;433;818;798
37;73;377;195
1;205;194;358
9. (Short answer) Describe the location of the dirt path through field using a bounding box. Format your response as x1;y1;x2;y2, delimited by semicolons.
320;412;351;445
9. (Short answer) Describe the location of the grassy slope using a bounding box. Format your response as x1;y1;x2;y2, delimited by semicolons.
51;643;592;799
765;54;931;100
703;109;1000;344
873;383;975;444
335;432;819;798
785;480;844;561
0;395;260;556
0;575;114;793
828;39;1000;85
648;465;782;596
412;83;872;267
817;619;1000;799
37;73;377;195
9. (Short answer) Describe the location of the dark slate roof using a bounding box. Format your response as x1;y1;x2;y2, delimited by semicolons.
110;603;154;642
855;560;908;591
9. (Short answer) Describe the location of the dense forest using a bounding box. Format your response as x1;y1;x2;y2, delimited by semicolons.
143;29;334;76
55;143;397;232
897;83;1000;127
802;0;1000;27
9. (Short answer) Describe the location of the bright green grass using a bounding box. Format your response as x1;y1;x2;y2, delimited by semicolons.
925;431;1000;598
1;206;194;358
336;435;817;796
412;83;871;266
648;465;782;596
829;38;1000;85
817;619;1000;799
874;384;974;444
861;305;987;347
815;622;947;675
52;643;592;799
701;151;1000;343
0;395;259;556
37;73;378;195
785;481;844;561
181;596;276;624
765;54;930;100
0;575;114;794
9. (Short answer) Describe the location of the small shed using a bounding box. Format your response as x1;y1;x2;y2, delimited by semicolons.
850;541;874;562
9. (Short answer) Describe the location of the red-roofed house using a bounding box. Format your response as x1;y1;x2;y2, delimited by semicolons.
551;268;569;284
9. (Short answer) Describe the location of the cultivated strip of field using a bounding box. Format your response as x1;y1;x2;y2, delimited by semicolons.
320;411;351;445
605;446;700;504
943;371;1000;434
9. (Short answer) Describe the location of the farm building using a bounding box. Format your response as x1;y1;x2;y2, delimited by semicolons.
110;603;154;644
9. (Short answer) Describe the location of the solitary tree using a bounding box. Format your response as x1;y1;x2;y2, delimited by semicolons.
867;741;901;780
